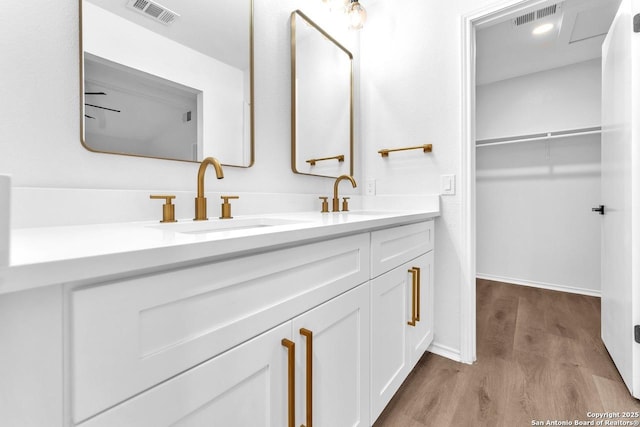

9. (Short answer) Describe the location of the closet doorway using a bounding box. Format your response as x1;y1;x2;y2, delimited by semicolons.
475;0;617;295
469;0;620;362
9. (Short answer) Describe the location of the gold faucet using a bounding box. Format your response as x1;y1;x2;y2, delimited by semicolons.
333;174;357;212
194;157;224;221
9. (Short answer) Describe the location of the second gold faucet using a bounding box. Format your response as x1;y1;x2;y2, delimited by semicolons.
332;175;357;212
194;157;224;221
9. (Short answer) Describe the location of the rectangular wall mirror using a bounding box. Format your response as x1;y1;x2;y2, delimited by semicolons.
291;10;353;178
81;0;254;167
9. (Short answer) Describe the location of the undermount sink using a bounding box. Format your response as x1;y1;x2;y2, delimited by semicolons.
148;217;303;234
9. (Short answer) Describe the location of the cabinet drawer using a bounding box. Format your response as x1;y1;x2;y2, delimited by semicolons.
72;233;370;423
370;220;433;278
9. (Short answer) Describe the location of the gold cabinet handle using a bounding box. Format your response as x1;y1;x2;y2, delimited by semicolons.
281;338;296;427
300;328;313;427
412;266;421;321
407;268;418;326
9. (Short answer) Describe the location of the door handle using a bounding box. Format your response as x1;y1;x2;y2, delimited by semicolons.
408;268;418;326
281;339;296;427
300;328;313;427
592;205;605;215
412;266;421;322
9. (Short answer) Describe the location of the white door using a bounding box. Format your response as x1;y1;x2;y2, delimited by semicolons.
601;0;640;398
292;283;370;427
370;252;434;422
409;252;434;362
370;262;413;421
78;322;290;427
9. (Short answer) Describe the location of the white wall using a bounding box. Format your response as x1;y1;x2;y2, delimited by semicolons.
476;60;602;295
0;0;360;219
360;0;604;359
477;59;602;139
360;0;476;360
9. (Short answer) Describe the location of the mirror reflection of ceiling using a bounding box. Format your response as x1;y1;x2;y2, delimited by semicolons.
86;0;249;70
476;0;621;85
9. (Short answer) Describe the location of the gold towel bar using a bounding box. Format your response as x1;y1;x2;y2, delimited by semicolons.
378;144;433;157
306;154;345;165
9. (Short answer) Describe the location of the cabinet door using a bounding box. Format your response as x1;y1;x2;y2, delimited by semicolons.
78;322;291;427
292;284;370;427
370;261;412;421
408;252;434;363
370;252;434;422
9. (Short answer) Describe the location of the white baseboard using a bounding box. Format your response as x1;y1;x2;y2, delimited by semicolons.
428;341;466;363
476;273;601;298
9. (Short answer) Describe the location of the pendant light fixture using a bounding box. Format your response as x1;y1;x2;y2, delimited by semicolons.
347;0;367;30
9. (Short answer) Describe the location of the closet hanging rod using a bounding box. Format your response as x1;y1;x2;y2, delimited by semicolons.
476;126;601;148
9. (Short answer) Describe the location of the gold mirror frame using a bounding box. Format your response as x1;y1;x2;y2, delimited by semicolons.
290;10;354;178
78;0;255;167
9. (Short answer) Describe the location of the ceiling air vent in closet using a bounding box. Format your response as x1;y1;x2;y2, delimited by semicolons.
126;0;180;25
512;3;561;27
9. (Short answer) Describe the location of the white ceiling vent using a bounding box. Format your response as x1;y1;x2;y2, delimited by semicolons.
126;0;180;25
512;3;562;27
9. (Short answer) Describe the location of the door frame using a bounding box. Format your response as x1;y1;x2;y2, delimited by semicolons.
459;0;557;364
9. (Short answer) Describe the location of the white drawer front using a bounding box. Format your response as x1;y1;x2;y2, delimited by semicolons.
370;221;433;278
72;233;369;422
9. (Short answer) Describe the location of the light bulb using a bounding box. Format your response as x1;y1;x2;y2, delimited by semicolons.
347;0;367;30
532;23;554;35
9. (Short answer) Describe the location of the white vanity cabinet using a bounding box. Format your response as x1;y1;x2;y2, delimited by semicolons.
370;222;435;422
0;212;437;427
78;283;370;427
72;233;370;424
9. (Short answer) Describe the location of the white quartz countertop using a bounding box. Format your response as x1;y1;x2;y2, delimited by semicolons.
0;209;439;295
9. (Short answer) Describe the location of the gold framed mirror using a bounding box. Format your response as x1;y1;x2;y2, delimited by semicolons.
290;10;353;178
80;0;254;167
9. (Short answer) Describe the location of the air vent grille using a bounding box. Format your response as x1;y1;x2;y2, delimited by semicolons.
514;12;535;26
512;3;561;27
126;0;180;26
537;4;557;19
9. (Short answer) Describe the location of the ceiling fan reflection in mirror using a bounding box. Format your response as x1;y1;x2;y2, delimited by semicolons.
84;91;121;120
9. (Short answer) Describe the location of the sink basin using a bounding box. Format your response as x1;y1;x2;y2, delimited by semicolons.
148;217;304;234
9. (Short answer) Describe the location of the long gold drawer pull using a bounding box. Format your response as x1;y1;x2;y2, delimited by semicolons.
282;338;296;427
407;268;418;326
412;266;421;321
300;328;313;427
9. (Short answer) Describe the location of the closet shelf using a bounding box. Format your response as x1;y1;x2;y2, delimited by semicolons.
476;126;601;148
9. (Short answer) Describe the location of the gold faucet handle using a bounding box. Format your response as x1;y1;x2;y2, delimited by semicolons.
319;197;329;213
150;195;177;223
342;197;351;212
220;195;239;219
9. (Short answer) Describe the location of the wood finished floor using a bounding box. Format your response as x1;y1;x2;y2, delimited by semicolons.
373;279;640;427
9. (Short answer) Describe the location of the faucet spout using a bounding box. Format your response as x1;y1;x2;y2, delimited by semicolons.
195;157;224;220
333;174;357;212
